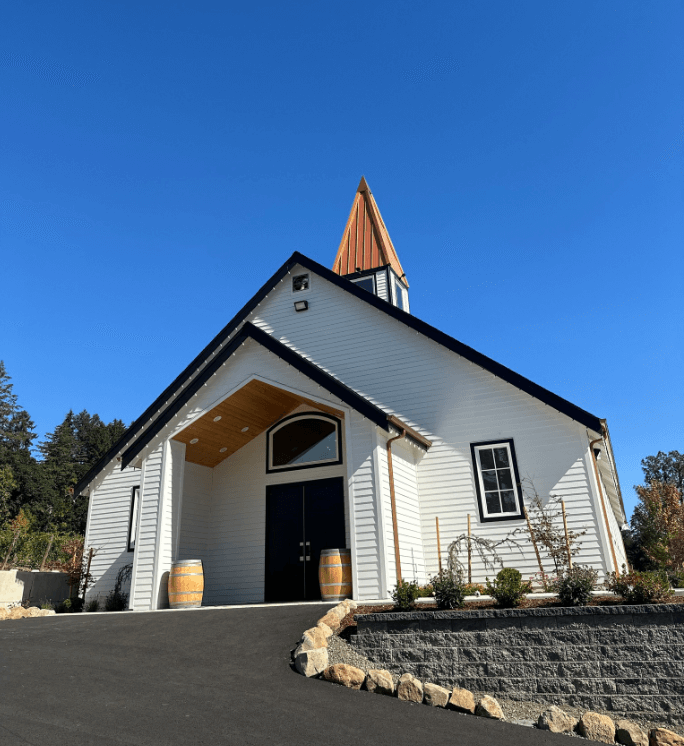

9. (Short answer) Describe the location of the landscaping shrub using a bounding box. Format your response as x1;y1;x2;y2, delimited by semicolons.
431;571;466;609
606;569;673;604
104;563;132;612
55;597;84;614
39;599;54;611
104;589;128;611
553;566;598;606
85;598;100;613
485;567;532;608
391;580;420;611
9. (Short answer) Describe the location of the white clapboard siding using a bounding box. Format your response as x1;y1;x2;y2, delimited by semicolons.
151;439;186;608
376;436;427;588
178;461;212;562
346;410;382;600
84;465;140;604
244;264;617;581
130;445;163;610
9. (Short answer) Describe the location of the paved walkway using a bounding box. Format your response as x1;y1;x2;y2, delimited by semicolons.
0;604;565;745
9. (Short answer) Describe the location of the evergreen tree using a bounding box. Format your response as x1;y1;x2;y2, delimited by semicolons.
0;362;127;534
39;409;127;533
0;361;42;522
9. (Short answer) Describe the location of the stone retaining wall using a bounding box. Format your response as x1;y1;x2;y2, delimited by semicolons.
351;605;684;726
0;570;71;609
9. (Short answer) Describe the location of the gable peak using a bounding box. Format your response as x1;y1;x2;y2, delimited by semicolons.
333;177;408;286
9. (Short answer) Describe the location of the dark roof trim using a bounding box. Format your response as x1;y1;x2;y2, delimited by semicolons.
117;322;419;472
387;415;432;450
76;249;602;494
299;253;603;433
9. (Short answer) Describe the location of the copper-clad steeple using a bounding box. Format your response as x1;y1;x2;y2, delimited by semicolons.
332;177;408;286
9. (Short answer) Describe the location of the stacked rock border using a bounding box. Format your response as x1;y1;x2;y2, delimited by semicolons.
0;605;56;620
292;603;684;746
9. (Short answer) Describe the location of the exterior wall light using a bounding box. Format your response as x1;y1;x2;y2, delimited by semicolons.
294;300;309;312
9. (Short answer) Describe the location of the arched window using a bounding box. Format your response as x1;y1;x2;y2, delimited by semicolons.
267;413;342;473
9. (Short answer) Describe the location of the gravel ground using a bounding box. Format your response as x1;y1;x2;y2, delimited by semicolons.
326;626;684;738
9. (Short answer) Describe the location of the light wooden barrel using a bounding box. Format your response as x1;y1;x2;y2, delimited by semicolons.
168;560;204;609
319;548;352;601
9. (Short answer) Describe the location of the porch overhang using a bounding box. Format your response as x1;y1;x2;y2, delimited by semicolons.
172;379;345;468
118;322;432;471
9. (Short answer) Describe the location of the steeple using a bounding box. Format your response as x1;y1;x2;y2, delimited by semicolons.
332;177;408;286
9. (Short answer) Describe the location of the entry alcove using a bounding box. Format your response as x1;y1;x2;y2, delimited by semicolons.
172;384;350;607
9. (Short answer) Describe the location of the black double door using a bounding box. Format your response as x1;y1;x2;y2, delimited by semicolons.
265;476;346;603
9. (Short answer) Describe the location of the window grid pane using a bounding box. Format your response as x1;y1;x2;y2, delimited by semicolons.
477;445;518;517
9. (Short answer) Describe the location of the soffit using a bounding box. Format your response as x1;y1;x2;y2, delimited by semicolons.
172;378;344;469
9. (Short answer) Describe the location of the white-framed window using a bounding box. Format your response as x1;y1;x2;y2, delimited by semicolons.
292;273;311;293
351;275;376;295
266;413;342;473
394;279;405;310
127;486;140;551
470;439;523;522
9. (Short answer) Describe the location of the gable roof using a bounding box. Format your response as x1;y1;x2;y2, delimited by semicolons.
74;318;432;495
332;177;408;285
74;249;604;495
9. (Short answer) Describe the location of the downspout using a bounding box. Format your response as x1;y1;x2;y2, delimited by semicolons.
386;429;406;584
590;436;620;576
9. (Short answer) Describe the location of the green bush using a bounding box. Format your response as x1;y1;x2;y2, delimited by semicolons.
55;597;83;614
485;568;532;608
553;566;598;606
607;569;673;604
431;571;466;609
391;580;420;611
39;599;55;611
104;589;128;611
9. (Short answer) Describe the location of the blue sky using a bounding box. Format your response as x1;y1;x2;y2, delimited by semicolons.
1;1;682;520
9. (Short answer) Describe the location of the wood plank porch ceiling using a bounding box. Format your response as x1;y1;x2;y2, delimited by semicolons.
172;379;344;468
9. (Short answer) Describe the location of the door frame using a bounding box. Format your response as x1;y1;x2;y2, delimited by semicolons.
264;475;347;602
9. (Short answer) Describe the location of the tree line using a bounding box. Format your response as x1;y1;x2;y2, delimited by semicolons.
0;360;126;536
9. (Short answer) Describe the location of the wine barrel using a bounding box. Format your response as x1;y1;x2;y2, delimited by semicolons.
168;559;204;609
318;548;352;601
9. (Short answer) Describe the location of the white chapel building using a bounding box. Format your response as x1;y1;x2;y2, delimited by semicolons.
77;178;628;609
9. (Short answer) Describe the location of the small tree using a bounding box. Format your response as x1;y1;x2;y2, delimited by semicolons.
630;481;684;572
446;532;525;577
59;536;91;599
522;485;586;573
1;509;30;569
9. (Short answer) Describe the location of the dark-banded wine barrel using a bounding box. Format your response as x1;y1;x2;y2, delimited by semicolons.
168;559;204;609
318;548;352;601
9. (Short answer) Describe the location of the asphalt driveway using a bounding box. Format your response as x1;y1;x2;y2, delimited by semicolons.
0;604;567;745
